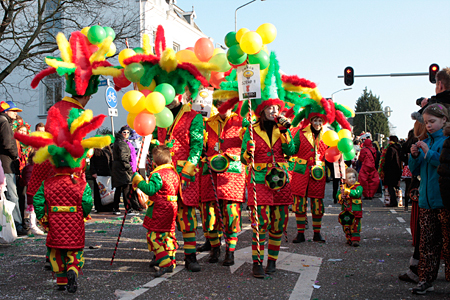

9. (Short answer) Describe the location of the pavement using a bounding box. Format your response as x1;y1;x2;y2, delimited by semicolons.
1;181;449;299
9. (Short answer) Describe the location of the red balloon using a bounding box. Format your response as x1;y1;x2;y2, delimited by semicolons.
325;146;342;163
210;71;225;89
185;47;194;52
194;38;214;62
134;110;156;136
113;69;131;89
141;89;152;97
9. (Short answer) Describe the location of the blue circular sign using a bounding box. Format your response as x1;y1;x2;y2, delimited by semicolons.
105;86;117;109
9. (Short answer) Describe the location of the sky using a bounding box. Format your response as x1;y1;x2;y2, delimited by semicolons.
179;0;450;138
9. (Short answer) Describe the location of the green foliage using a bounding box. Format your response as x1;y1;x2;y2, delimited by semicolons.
353;87;390;137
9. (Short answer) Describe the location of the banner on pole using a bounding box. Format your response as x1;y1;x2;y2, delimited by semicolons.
237;64;261;101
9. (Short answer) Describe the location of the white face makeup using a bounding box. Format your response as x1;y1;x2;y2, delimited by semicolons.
311;117;324;131
264;105;279;121
346;173;357;186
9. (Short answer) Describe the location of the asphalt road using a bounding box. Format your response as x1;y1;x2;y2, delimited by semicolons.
1;181;449;300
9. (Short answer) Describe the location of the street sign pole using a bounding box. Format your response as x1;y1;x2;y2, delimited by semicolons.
105;79;118;134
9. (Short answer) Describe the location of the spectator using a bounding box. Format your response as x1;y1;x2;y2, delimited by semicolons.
35;122;45;132
381;136;402;207
358;139;379;199
90;144;114;213
372;141;383;197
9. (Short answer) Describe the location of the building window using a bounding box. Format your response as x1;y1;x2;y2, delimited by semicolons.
173;42;180;52
44;0;63;44
40;73;64;114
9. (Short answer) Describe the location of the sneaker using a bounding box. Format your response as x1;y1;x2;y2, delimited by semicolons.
67;270;78;293
127;210;139;216
112;209;121;215
16;225;30;236
411;281;434;294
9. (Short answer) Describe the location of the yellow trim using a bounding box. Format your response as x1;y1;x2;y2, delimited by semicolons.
253;122;281;148
295;158;307;164
167;195;177;202
243;151;251;164
352;199;362;204
207;112;237;141
29;131;53;140
181;161;197;177
302;125;323;148
166;104;192;140
62;97;84;109
50;206;77;213
253;162;288;171
150;163;176;175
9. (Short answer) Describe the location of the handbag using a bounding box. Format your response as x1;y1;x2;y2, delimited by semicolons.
0;186;18;243
96;176;115;206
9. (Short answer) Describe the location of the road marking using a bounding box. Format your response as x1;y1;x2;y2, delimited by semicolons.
406;228;411;235
397;217;406;223
390;209;397;214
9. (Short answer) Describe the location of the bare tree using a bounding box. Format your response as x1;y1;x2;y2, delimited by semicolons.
0;0;141;101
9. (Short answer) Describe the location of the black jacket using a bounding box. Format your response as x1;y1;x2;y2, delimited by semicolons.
90;146;113;177
0;112;18;174
111;133;132;188
383;143;402;186
438;129;450;210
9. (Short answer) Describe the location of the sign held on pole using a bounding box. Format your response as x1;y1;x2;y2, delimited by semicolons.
237;64;261;101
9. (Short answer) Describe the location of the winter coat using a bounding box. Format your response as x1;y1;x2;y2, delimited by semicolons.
0;112;18;174
409;128;447;209
90;147;113;177
382;142;402;186
437;126;450;210
126;140;137;172
112;133;133;188
358;139;379;197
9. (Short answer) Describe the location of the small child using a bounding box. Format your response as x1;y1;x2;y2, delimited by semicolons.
132;145;180;277
336;168;363;247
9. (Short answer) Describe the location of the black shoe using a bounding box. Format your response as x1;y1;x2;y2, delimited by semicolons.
44;258;52;271
196;239;211;252
67;270;78;293
265;259;276;274
347;239;352;246
222;250;234;266
112;209;121;215
292;232;305;243
55;285;66;291
411;281;434;294
208;246;221;263
184;254;201;272
127;209;139;216
313;232;325;243
149;257;157;268
352;241;360;247
252;262;265;278
399;272;419;284
154;265;174;277
16;225;30;236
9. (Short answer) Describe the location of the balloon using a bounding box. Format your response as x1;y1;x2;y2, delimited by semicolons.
185;47;195;52
325;146;342;163
81;27;90;36
194;38;214;62
87;25;106;45
343;148;356;161
256;23;277;44
337;137;353;153
134;111;156;136
141;90;152;97
175;49;199;63
248;50;270;70
144;92;165;114
103;27;115;41
154;83;176;105
126;113;138;129
124;63;145;83
118;48;136;67
122;90;145;113
133;47;144;54
213;48;225;56
113;69;131;89
322;130;339;147
155;107;174;128
236;28;250;43
227;44;247;65
210;72;225;89
208;53;231;72
106;42;116;57
240;31;263;55
338;129;352;140
137;79;156;91
224;31;238;47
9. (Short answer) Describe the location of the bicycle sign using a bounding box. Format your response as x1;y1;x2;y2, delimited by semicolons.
105;86;118;109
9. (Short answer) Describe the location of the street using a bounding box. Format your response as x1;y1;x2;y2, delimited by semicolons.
1;181;449;300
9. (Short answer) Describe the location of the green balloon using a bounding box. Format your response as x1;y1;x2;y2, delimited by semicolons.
208;53;231;72
103;27;115;41
342;148;356;161
87;25;106;45
248;51;270;70
224;31;238;48
337;137;353;153
227;45;247;65
133;47;144;54
154;83;176;105
124;63;145;83
155;107;174;128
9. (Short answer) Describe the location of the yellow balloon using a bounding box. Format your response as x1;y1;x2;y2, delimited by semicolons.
175;49;199;63
137;79;156;91
106;42;116;57
213;48;225;56
338;129;352;140
144;92;165;114
323;130;339;147
236;28;250;43
81;27;90;36
127;113;138;129
240;31;263;55
256;23;277;44
122;90;145;113
118;49;136;67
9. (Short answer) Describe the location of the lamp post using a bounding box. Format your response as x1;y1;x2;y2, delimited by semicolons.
235;0;265;32
331;87;352;101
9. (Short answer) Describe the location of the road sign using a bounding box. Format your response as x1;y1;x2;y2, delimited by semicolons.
237;64;261;101
98;79;108;87
192;88;213;118
105;86;118;109
384;106;392;117
108;108;118;117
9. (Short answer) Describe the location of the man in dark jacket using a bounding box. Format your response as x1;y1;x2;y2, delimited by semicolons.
0;101;28;235
383;136;402;207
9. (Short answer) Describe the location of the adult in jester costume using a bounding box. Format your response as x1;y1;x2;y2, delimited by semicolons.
14;108;111;293
200;97;249;266
122;26;208;272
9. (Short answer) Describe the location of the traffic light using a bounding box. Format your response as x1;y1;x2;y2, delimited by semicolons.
429;63;439;83
344;66;354;86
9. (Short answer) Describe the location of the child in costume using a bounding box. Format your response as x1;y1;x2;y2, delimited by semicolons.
132;145;180;277
15;108;111;293
336;168;363;247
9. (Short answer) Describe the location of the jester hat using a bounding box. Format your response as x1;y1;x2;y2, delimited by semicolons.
121;25;209;99
14;108;111;172
30;31;121;97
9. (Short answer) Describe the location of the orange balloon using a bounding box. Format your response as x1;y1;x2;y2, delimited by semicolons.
126;113;138;129
134;111;156;136
210;71;225;89
194;38;214;62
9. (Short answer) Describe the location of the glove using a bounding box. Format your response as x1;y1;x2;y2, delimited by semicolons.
247;140;255;154
277;116;292;129
132;172;144;190
181;161;196;190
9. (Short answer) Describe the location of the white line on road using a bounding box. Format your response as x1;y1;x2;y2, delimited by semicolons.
390;209;397;214
397;217;406;223
406;228;411;235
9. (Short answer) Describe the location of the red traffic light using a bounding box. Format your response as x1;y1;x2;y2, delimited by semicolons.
429;63;439;84
344;67;354;86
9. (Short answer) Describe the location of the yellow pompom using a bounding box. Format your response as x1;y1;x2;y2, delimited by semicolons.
92;67;122;77
89;37;113;63
70;110;93;134
142;34;154;55
34;147;51;164
159;48;178;73
56;33;72;63
81;136;112;149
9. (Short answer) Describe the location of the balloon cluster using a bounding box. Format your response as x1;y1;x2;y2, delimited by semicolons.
121;83;176;136
81;25;117;57
323;129;356;162
224;23;277;70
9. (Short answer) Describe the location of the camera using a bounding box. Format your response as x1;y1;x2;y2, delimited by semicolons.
416;97;426;107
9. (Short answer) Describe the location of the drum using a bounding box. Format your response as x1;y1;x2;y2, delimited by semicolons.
209;154;230;173
265;167;287;190
311;165;325;181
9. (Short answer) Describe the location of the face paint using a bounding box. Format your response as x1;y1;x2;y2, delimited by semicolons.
264;105;279;121
311;117;324;131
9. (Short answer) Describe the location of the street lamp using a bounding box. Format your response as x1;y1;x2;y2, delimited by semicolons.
331;88;352;101
235;0;265;32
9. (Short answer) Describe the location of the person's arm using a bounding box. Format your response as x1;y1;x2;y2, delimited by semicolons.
132;172;163;196
293;129;301;154
181;114;204;186
281;128;296;156
33;183;46;220
0;118;18;159
349;186;363;198
81;183;93;218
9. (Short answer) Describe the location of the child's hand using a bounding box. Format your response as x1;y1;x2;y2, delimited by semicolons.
416;141;429;155
340;187;345;195
411;143;419;157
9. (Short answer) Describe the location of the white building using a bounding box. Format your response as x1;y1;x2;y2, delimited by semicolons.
15;0;209;133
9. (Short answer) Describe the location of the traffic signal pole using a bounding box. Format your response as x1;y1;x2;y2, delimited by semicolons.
338;72;428;79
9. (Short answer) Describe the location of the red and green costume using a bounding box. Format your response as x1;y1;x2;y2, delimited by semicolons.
336;182;363;243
